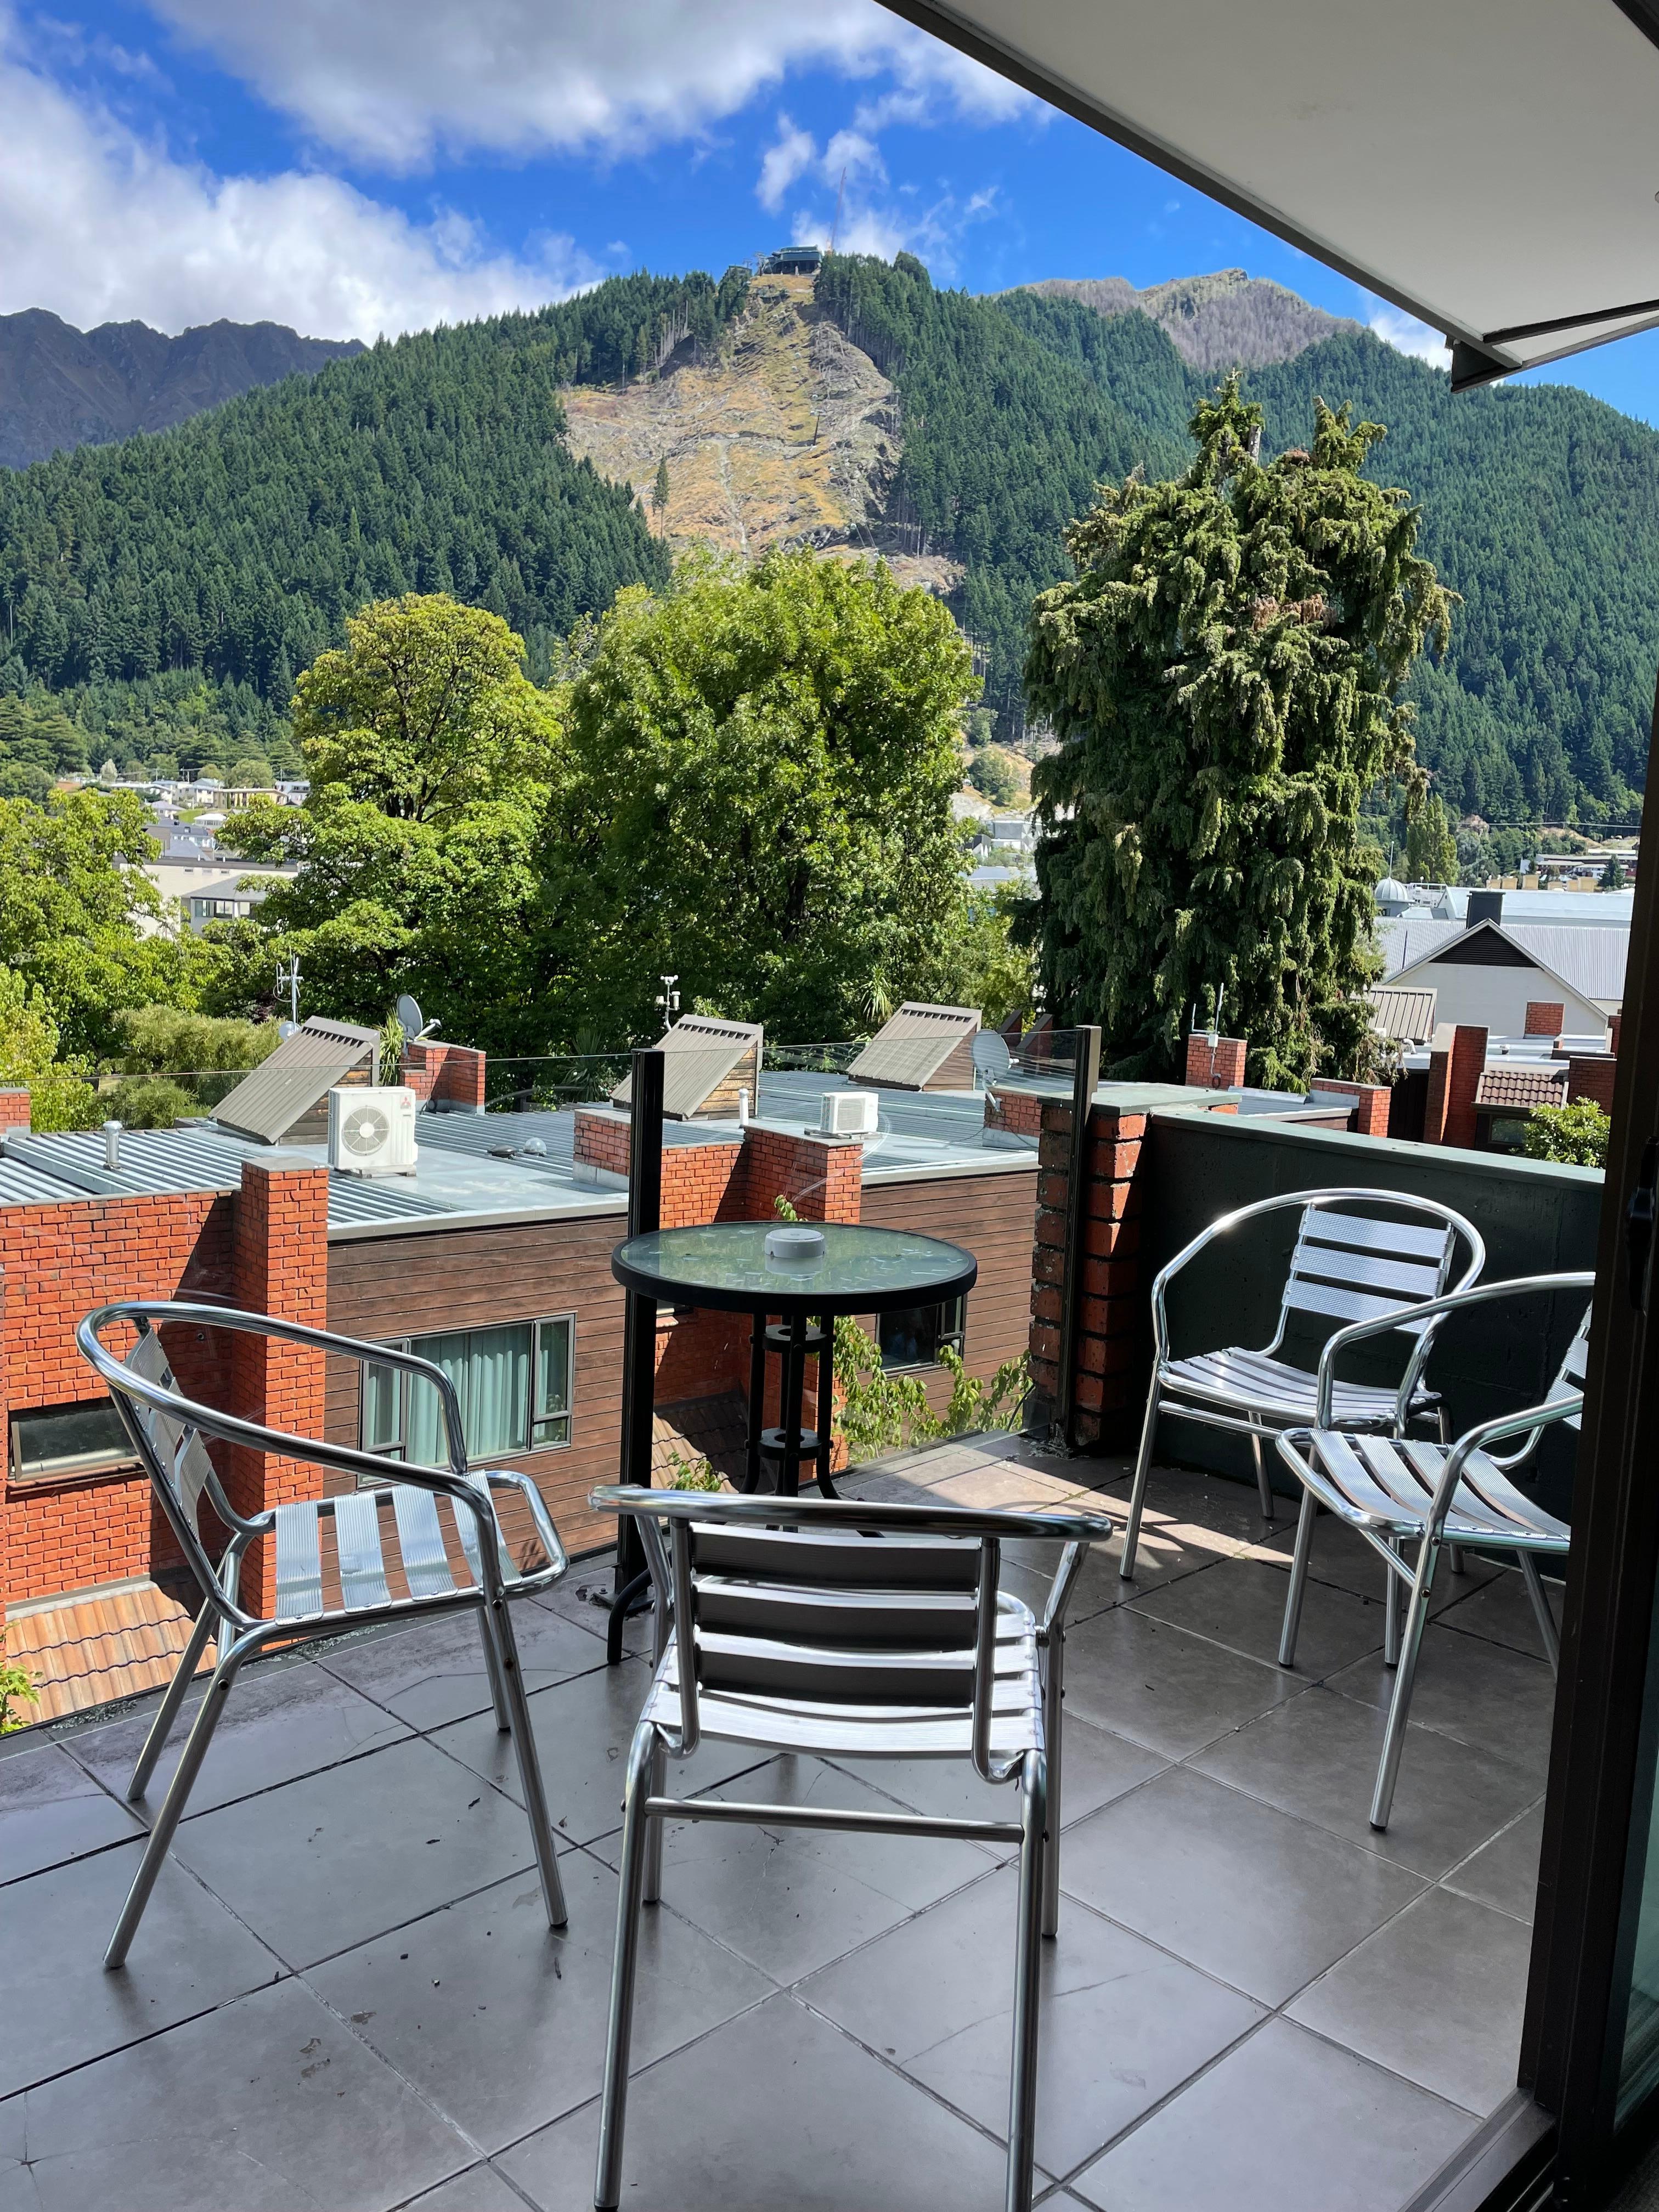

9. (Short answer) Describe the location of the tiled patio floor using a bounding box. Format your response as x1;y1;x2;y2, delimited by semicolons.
0;1434;1555;2212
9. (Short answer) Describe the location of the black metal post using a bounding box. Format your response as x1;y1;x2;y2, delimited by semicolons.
1052;1025;1103;1454
609;1048;664;1662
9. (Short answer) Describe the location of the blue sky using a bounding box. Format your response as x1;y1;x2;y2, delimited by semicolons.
2;0;1656;424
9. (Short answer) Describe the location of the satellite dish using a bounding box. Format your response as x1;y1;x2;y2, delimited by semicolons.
396;994;424;1039
972;1031;1012;1086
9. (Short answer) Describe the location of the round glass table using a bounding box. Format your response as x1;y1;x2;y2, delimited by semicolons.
611;1222;978;1497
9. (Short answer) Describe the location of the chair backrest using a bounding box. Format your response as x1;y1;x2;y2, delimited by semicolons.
1547;1305;1594;1432
1279;1201;1461;1340
123;1327;223;1529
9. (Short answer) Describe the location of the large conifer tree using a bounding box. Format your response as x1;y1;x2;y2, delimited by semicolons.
1026;376;1452;1087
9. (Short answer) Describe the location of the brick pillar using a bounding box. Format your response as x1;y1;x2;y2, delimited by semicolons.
1351;1085;1392;1137
433;1045;486;1111
1030;1100;1148;1451
1210;1037;1246;1089
0;1266;8;1637
228;1156;329;1615
1525;1002;1565;1038
1567;1055;1617;1112
739;1127;863;1224
1612;1013;1623;1059
0;1090;29;1130
1426;1025;1487;1149
1184;1034;1215;1088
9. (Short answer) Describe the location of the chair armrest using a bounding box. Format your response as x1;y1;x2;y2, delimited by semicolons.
472;1469;569;1587
1315;1271;1595;1426
1040;1540;1088;1638
590;1484;1115;1550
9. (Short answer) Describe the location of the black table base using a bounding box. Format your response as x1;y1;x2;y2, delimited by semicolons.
738;1313;838;1498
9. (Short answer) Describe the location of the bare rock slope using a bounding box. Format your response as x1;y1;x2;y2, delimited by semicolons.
1020;269;1361;372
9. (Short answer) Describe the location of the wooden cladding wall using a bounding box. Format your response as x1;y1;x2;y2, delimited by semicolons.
859;1167;1038;1414
325;1213;628;1558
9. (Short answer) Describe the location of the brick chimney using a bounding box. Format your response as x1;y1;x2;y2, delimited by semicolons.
1184;1034;1246;1090
1425;1024;1487;1149
1525;1002;1565;1039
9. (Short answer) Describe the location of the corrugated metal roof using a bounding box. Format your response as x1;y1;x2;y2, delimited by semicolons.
0;1126;249;1202
848;1003;980;1090
214;1017;378;1142
1377;917;1464;977
1506;926;1628;1005
322;1175;450;1226
1367;985;1438;1042
415;1109;577;1168
612;1015;763;1120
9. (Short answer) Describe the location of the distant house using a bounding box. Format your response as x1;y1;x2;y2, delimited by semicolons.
1384;916;1623;1036
763;245;823;275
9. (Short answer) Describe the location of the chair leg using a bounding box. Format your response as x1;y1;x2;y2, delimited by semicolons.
127;1593;218;1801
1436;1410;1466;1576
642;1732;668;1905
1370;1544;1439;1831
1518;1552;1561;1677
1384;1541;1402;1668
1250;1427;1275;1521
106;1635;250;1967
595;1723;659;2212
485;1593;567;1929
1118;1377;1161;1582
1278;1491;1318;1668
1041;1630;1063;1938
1006;1750;1047;2212
477;1606;511;1730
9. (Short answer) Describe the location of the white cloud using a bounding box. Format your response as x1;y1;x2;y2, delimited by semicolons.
758;116;817;213
0;12;600;337
1368;302;1449;364
145;0;1032;172
789;172;997;278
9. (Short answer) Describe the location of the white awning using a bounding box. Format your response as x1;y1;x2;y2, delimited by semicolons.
879;0;1659;387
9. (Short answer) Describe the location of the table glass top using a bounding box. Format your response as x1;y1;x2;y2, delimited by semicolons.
613;1222;975;1305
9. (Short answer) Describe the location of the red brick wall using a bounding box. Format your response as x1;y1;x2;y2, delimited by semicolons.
2;1190;234;1612
1184;1035;1246;1090
400;1041;487;1111
1525;1002;1566;1037
0;1090;29;1130
739;1127;862;1223
1566;1055;1617;1113
1029;1099;1148;1450
573;1109;631;1177
1425;1025;1487;1150
985;1088;1043;1137
1313;1079;1393;1137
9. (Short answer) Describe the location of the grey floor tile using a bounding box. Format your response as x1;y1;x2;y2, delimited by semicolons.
1059;1766;1424;2005
1189;1685;1541;1878
1129;1554;1387;1679
1444;1801;1545;1923
0;1838;280;2097
1328;1625;1556;1782
827;1713;1167;1841
319;1601;608;1730
398;2168;527;2210
588;1756;993;1985
1288;1884;1533;2117
0;1977;472;2212
431;1659;759;1845
0;1740;142;1882
799;1866;1263;2177
1433;1564;1566;1662
498;1989;1014;2212
170;1735;551;1967
307;1851;772;2153
1059;1606;1303;1760
1263;1515;1500;1615
535;1560;653;1660
69;1656;412;1820
1069;2015;1475;2212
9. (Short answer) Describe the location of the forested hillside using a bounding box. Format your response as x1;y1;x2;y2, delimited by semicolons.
0;270;752;713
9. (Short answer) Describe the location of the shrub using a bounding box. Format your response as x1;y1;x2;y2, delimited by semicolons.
97;1076;199;1128
1524;1100;1610;1169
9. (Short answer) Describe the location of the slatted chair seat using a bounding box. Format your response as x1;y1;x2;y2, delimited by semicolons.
1276;1275;1592;1831
588;1487;1113;2212
1119;1188;1483;1582
76;1299;573;1968
270;1473;557;1622
1161;1348;1426;1428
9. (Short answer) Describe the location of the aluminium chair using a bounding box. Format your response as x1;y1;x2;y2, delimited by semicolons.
77;1298;571;1966
1119;1188;1485;1582
588;1483;1115;2212
1276;1272;1593;1829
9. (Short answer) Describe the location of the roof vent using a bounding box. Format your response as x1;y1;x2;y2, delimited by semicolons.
102;1120;122;1173
1466;889;1504;929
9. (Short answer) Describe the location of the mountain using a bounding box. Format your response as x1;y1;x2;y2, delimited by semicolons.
1017;269;1362;373
0;311;364;470
0;254;1653;824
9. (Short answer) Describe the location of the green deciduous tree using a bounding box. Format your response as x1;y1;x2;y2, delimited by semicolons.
537;550;980;1045
1523;1099;1610;1168
1026;376;1452;1088
289;595;561;823
1404;792;1457;883
110;1005;280;1073
0;790;201;1060
0;966;95;1131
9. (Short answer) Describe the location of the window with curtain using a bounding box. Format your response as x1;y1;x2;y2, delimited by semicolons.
877;1297;967;1372
361;1316;574;1467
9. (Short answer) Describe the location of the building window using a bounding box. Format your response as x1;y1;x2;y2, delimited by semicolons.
10;1400;138;1485
362;1317;574;1465
877;1296;967;1372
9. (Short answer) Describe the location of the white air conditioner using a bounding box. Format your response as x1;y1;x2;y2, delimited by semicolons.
329;1086;418;1176
820;1090;879;1137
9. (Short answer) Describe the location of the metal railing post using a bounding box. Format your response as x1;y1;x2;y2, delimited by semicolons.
1052;1025;1103;1454
611;1049;665;1655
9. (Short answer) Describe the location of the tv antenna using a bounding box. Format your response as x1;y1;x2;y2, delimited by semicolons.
830;165;846;255
276;954;301;1032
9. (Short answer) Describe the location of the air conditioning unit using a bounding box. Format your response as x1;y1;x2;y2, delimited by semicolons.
820;1090;879;1137
329;1086;418;1176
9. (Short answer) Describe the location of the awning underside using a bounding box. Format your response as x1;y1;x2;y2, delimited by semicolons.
879;0;1659;386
